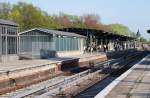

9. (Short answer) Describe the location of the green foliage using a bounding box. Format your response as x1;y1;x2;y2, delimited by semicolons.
0;2;59;31
130;32;137;38
0;2;111;32
10;2;57;31
140;37;148;43
0;2;11;19
109;24;132;36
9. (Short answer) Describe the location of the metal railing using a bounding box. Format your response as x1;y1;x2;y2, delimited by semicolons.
35;69;102;98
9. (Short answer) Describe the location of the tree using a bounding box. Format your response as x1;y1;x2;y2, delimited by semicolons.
82;14;101;29
54;13;71;28
140;37;148;43
0;2;12;19
80;14;112;31
8;2;59;31
109;24;132;36
65;14;86;28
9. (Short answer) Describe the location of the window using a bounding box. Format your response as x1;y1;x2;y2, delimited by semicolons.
55;36;82;51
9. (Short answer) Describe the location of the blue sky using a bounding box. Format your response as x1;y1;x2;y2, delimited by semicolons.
1;0;150;39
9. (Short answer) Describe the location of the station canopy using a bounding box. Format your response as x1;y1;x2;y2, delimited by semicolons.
58;28;135;41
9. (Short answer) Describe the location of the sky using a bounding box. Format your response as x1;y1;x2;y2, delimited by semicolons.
1;0;150;39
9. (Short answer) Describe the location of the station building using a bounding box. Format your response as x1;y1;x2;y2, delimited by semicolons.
19;28;85;59
0;19;19;62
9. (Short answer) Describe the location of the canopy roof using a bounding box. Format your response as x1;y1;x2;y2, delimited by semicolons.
0;19;19;27
58;28;135;41
19;28;86;38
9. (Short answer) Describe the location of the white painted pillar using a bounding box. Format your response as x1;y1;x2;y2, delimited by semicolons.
52;34;56;51
124;41;126;49
81;38;84;52
5;26;8;61
16;27;20;56
18;27;20;56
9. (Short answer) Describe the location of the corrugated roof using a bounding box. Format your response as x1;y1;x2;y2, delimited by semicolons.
19;28;86;38
0;19;19;26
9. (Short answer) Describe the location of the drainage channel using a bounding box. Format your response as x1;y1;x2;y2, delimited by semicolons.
74;51;148;98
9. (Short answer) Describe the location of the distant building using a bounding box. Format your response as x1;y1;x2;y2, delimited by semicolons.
19;28;85;59
0;19;19;62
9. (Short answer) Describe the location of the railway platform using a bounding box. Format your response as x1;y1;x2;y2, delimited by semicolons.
95;54;150;98
0;53;106;72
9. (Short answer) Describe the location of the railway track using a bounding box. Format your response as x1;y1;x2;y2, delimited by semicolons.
1;51;147;98
75;51;149;98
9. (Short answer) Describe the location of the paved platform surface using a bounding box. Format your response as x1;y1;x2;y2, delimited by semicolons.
95;54;150;98
0;53;105;73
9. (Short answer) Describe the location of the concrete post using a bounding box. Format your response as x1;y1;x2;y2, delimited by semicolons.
5;26;8;61
126;41;128;49
18;29;20;56
90;33;92;46
110;40;114;51
129;40;131;49
17;27;19;56
52;34;56;51
134;40;136;48
127;41;129;49
89;33;93;53
95;36;98;52
103;37;106;52
100;38;102;46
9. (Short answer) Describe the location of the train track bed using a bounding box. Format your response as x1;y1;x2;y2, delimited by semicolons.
1;51;145;98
